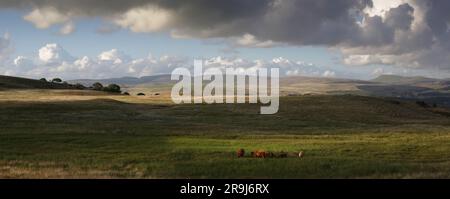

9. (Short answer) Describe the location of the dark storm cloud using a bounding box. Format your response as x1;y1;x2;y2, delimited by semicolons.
0;0;409;46
0;0;390;44
0;0;372;45
0;0;150;15
1;0;450;70
425;0;450;49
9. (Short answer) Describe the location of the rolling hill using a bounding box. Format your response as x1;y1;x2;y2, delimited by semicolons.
372;75;438;84
3;74;450;107
0;75;77;90
372;74;450;89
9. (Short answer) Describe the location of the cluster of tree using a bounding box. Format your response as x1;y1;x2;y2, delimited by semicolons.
39;77;85;90
90;82;121;93
39;77;122;94
40;77;162;96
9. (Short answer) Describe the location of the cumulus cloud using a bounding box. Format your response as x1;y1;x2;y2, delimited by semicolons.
204;56;337;77
38;43;73;64
1;41;347;80
0;42;190;79
322;70;336;78
14;56;34;69
97;49;130;64
23;6;71;29
59;22;76;35
232;33;278;48
113;5;173;32
371;67;395;77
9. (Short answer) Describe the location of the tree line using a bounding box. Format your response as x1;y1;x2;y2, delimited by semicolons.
39;77;122;93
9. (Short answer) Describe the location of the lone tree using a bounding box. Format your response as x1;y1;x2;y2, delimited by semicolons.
92;82;103;90
103;84;121;93
52;78;62;83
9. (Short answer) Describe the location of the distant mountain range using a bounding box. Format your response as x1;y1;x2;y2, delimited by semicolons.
365;75;450;106
68;74;450;107
68;74;172;86
373;75;450;88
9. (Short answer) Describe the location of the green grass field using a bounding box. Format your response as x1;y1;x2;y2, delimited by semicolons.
1;89;450;178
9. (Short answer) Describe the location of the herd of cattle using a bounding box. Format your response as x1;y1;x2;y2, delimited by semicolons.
236;149;304;158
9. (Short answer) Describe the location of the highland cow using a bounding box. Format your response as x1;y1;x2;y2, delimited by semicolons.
237;148;245;158
253;150;267;158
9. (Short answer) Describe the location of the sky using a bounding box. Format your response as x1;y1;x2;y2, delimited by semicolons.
0;0;449;80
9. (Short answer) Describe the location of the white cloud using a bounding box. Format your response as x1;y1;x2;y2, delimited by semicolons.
234;33;278;48
2;41;346;80
372;67;384;76
73;56;92;70
204;56;336;78
364;0;407;18
59;22;76;35
38;43;73;64
14;56;34;69
113;5;172;32
23;7;71;29
5;42;449;80
322;70;336;78
371;67;393;77
97;49;129;64
343;54;383;65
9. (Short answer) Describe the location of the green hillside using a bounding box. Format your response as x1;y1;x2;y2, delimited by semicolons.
0;75;74;90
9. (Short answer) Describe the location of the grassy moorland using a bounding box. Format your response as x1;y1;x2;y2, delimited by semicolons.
0;89;450;178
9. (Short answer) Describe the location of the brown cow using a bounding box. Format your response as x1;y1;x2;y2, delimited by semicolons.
298;151;304;158
237;148;245;158
253;150;267;158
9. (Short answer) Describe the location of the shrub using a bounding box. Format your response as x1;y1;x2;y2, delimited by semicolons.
123;92;130;95
74;83;86;89
103;84;121;93
92;82;103;90
39;78;47;82
137;92;145;96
